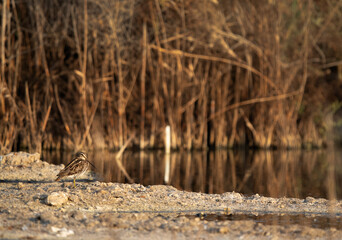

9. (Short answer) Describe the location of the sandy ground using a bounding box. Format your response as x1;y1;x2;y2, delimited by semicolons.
0;152;342;239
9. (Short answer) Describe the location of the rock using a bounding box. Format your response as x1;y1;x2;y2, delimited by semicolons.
68;194;79;203
0;151;63;182
21;225;28;231
46;192;69;206
71;211;87;221
51;226;74;237
0;152;40;166
17;182;25;189
222;191;243;201
305;197;315;203
37;211;58;224
219;226;229;234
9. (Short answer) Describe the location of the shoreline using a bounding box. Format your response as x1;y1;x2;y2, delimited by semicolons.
0;152;341;239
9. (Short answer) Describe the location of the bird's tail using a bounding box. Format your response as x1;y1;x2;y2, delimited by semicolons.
55;176;61;181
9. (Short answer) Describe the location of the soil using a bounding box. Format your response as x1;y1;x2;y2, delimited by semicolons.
1;152;341;239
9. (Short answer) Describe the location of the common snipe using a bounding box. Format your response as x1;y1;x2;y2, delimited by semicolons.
55;151;94;187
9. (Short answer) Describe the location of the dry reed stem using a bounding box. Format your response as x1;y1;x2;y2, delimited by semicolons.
149;44;279;94
79;85;102;149
208;89;303;121
140;21;147;149
82;0;89;130
54;85;71;136
0;0;7;82
41;100;52;133
25;82;36;139
115;134;135;183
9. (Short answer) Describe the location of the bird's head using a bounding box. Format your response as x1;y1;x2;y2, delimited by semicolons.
75;151;88;160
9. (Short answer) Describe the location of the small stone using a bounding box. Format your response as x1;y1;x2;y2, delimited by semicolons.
51;226;74;237
305;196;315;203
98;190;108;195
68;194;79;203
219;226;229;234
71;211;87;221
222;192;243;202
224;208;231;215
37;211;58;224
46;192;69;206
253;194;260;198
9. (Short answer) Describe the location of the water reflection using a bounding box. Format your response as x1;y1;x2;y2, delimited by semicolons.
185;213;342;230
41;149;342;199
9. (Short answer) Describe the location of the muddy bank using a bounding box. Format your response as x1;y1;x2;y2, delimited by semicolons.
0;152;341;239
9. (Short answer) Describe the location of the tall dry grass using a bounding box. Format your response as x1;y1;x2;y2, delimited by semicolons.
0;0;342;153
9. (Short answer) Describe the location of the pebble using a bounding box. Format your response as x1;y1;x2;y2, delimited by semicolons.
37;211;58;224
46;192;69;206
219;226;229;234
71;211;87;221
98;190;109;195
305;196;315;203
17;182;24;189
51;226;74;237
68;194;79;203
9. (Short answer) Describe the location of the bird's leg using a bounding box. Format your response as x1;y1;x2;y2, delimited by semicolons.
73;177;76;188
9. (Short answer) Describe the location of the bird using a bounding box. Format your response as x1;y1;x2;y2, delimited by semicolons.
55;151;95;188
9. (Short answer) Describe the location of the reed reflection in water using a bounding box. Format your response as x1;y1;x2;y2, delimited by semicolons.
42;149;342;199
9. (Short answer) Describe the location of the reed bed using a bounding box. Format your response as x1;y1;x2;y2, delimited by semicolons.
0;0;341;153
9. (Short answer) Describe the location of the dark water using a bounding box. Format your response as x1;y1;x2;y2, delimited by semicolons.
41;148;342;200
185;212;342;230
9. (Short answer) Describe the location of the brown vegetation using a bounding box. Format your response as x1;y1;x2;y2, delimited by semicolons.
1;0;342;153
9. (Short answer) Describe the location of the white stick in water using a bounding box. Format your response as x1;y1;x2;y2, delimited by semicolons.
164;125;171;184
165;125;171;154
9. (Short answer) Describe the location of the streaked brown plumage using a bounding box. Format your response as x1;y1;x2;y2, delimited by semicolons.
56;151;94;187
